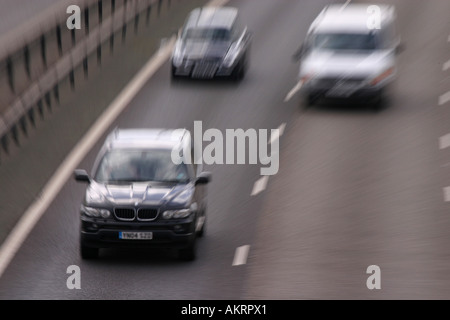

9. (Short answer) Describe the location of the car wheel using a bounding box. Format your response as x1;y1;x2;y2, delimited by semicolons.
197;214;206;238
80;244;99;260
231;61;245;81
171;65;181;81
178;237;197;261
301;93;314;110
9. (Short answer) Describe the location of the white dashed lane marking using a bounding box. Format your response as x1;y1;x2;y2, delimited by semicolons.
251;176;269;196
439;134;450;150
439;91;450;106
444;187;450;202
232;245;250;266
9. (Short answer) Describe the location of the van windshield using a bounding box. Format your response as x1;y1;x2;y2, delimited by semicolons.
313;32;378;51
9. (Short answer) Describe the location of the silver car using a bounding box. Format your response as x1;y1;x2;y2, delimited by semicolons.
295;4;401;110
171;6;252;81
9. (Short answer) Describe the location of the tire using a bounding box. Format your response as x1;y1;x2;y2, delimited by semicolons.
178;237;197;261
231;60;246;82
80;244;99;260
197;215;206;238
301;93;314;110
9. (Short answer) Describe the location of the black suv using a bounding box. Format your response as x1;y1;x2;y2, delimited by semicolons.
74;128;211;261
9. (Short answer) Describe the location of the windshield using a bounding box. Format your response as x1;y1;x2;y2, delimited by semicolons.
313;32;379;51
94;149;189;184
183;27;230;41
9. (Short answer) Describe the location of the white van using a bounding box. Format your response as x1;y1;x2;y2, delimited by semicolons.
295;3;401;109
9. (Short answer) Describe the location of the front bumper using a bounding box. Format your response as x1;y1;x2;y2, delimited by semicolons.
80;217;196;249
302;77;390;101
173;60;236;79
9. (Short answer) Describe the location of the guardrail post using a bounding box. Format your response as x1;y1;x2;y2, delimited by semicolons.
28;108;35;128
20;116;28;137
146;3;151;26
45;92;52;111
37;100;44;119
40;35;47;67
134;13;139;34
56;25;63;56
11;125;19;146
83;56;88;78
158;0;162;16
1;135;8;154
98;1;103;24
24;46;31;79
85;7;90;35
71;28;76;46
6;56;14;93
53;84;60;104
97;45;102;65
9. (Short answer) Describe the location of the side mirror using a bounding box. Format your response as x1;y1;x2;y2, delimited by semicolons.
292;43;305;62
395;42;405;54
195;172;211;185
74;169;91;183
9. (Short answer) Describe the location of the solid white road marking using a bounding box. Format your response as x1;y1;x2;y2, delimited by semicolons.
269;123;286;145
439;91;450;105
440;134;450;150
251;176;269;196
443;60;450;71
284;80;304;102
232;245;250;266
444;187;450;202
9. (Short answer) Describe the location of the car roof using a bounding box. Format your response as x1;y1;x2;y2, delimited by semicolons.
309;3;396;34
104;128;191;150
185;7;239;30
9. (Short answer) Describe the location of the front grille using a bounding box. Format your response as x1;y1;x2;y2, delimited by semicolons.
137;208;159;221
192;61;219;79
114;208;135;221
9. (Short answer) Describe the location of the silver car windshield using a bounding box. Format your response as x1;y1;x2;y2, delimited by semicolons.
94;149;189;184
183;27;231;41
313;33;379;51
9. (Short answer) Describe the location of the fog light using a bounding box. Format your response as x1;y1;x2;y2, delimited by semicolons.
174;225;182;231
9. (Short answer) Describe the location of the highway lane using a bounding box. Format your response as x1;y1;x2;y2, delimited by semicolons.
243;0;450;299
0;0;449;300
0;0;335;299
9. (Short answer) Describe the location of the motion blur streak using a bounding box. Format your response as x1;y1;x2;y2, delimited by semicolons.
0;0;450;300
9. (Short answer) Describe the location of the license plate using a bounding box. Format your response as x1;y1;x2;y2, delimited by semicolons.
119;232;153;240
326;83;361;97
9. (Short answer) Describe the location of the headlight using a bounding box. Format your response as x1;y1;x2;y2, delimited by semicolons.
81;205;111;219
172;41;184;67
369;67;395;86
162;203;197;220
223;43;241;68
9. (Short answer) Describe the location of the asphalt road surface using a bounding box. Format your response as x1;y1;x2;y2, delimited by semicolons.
0;0;449;300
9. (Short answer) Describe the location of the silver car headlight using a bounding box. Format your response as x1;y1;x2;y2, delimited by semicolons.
172;41;184;67
223;43;241;68
162;203;197;220
81;205;111;219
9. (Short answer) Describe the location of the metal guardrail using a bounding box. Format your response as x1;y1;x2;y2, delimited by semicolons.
0;0;171;154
